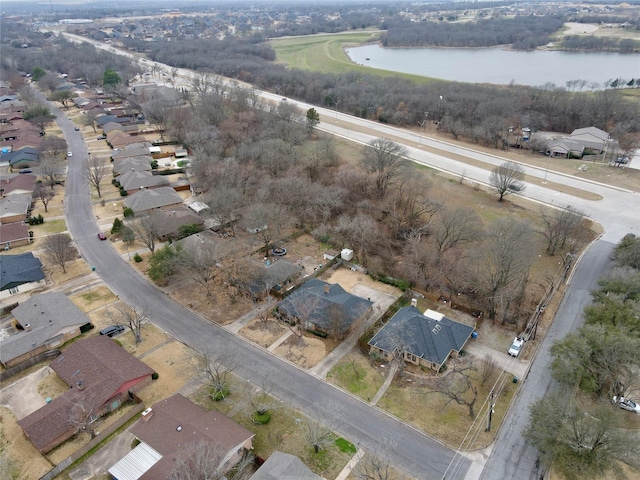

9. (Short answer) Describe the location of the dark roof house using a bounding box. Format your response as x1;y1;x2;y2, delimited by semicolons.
109;393;254;480
0;173;37;196
276;278;373;336
18;336;154;453
0;252;45;299
368;306;475;372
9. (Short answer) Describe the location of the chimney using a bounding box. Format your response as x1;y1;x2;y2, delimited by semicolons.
324;284;330;295
411;298;418;308
142;407;153;422
76;381;85;391
24;323;32;331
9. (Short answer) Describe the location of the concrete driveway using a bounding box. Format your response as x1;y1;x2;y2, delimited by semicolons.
0;366;51;420
463;340;528;380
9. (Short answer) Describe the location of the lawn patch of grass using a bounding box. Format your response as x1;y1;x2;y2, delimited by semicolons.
327;353;385;401
32;218;67;235
335;437;357;454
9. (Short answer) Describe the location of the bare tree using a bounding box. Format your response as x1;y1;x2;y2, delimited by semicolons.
67;397;99;440
432;360;479;418
360;138;408;197
243;377;279;422
198;346;238;401
243;203;290;256
205;186;242;236
538;205;584;256
143;97;176;140
42;233;77;274
81;111;99;133
39;136;68;159
275;294;323;347
128;213;162;253
471;218;537;321
479;355;498;387
335;213;379;265
177;240;221;296
32;182;54;213
303;416;334;454
105;301;148;344
434;206;483;252
354;452;397;480
168;441;253;480
38;153;64;189
489;161;525;201
85;155;109;198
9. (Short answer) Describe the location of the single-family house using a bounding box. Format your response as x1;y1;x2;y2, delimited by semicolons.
4;147;40;169
0;173;37;197
153;206;204;241
111;145;153;162
276;278;373;337
545;139;585;158
0;252;45;300
251;451;322;480
108;394;254;480
0;192;32;224
368;306;475;372
113;156;153;175
0;222;31;249
569;126;610;152
118;169;170;194
0;292;92;368
108;131;142;149
124;186;183;216
18;336;154;453
248;259;303;297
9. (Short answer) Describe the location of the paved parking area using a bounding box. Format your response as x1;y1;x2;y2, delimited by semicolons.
0;366;50;419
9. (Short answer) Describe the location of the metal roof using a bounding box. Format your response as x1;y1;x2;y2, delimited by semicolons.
108;442;162;480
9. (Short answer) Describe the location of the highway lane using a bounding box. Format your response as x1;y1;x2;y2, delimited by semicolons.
41;89;470;479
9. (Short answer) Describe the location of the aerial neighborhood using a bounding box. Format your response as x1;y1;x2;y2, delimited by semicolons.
1;2;639;480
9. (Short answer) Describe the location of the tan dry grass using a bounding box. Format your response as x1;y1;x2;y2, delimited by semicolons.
47;260;93;286
274;334;326;369
69;286;117;313
327;350;386;401
0;407;52;479
239;318;287;348
36;372;68;402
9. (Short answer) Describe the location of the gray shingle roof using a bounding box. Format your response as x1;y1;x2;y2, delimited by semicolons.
369;306;474;366
0;192;31;219
277;278;372;333
0;292;91;365
0;252;44;291
119;170;169;191
124;186;182;213
251;451;322;480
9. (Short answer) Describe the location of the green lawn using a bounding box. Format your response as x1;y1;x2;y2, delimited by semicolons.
270;32;437;84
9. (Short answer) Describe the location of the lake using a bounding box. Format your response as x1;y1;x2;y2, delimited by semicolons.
346;44;640;87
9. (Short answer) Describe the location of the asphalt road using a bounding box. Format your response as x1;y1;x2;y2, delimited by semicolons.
480;239;616;480
45;95;469;480
49;35;640;480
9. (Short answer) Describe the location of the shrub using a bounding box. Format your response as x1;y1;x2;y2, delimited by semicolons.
111;217;123;235
151;372;159;380
176;160;187;167
119;188;128;197
211;388;230;401
335;438;356;454
251;411;271;424
150;160;158;169
133;253;143;263
123;207;134;218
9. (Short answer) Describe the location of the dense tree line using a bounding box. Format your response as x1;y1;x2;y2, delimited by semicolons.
132;34;640;146
382;16;564;50
560;35;640;53
567;14;640;27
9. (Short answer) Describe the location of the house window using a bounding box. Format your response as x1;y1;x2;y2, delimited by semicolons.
9;286;19;295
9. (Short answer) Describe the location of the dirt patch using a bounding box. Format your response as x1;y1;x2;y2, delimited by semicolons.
274;334;326;369
0;406;53;479
240;318;287;348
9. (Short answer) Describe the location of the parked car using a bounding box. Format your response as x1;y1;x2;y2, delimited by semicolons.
67;151;73;157
99;324;125;337
615;156;630;164
508;337;524;357
74;127;80;131
613;396;640;413
97;232;107;240
19;168;33;174
508;183;523;192
97;135;106;140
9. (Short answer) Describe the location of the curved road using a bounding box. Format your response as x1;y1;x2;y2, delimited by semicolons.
54;33;640;480
46;96;469;479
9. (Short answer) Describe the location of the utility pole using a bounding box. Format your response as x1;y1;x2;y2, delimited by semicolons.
486;389;495;432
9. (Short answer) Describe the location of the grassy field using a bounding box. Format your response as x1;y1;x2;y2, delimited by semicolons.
270;31;436;84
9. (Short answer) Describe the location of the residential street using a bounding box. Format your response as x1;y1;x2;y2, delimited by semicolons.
38;39;640;479
44;94;470;479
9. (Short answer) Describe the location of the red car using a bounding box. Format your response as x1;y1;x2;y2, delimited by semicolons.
97;232;107;240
